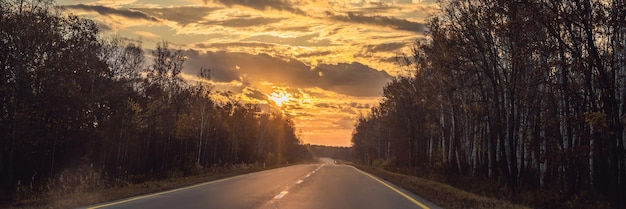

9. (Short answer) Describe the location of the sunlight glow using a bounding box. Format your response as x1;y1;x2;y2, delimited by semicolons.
270;90;292;107
55;0;437;146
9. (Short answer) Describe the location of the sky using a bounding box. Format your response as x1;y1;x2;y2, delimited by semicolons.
58;0;439;147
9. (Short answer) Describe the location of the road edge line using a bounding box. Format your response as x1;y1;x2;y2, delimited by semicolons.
85;166;289;209
352;166;431;209
86;175;237;209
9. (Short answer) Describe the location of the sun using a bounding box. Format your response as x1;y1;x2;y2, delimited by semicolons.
269;91;292;107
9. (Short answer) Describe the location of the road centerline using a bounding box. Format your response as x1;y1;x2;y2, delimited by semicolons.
274;191;289;199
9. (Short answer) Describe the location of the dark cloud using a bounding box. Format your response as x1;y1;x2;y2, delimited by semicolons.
195;42;277;49
133;7;220;25
333;116;356;129
242;33;335;47
364;42;407;53
206;0;306;15
203;17;285;28
64;4;159;22
349;102;371;109
293;112;314;117
315;62;391;97
243;87;268;100
184;50;240;82
315;103;339;109
358;2;401;13
316;103;369;114
340;107;357;115
381;56;401;63
269;25;311;32
295;50;332;58
283;103;304;110
183;50;392;97
330;12;426;33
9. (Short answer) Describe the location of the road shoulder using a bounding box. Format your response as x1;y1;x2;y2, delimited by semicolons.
354;165;530;209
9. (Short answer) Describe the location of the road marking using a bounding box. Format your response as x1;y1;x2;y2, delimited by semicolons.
85;168;282;209
296;180;303;184
274;191;289;199
353;167;431;209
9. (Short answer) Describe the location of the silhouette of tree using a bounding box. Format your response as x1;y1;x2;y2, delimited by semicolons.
0;0;307;201
352;0;626;207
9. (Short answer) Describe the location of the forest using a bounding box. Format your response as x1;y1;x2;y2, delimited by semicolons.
0;0;310;201
307;145;352;162
352;0;626;208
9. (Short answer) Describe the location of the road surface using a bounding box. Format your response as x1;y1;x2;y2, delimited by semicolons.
82;159;440;209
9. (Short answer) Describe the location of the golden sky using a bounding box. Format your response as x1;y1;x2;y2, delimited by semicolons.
59;0;438;146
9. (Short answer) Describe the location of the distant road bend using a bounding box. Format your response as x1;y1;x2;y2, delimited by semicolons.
82;158;441;209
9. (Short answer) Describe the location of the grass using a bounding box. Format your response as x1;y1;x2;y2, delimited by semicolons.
2;164;283;209
355;165;531;209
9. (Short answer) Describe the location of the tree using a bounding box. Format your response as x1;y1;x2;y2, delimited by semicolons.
0;0;308;201
0;0;113;198
352;0;626;206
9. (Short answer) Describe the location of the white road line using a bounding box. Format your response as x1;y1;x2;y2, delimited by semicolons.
85;166;294;209
86;169;273;209
274;191;289;199
296;180;303;184
353;167;430;209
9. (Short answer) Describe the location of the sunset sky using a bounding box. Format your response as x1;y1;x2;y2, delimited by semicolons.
58;0;438;146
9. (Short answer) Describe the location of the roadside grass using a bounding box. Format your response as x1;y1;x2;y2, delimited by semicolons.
355;165;531;209
3;164;284;209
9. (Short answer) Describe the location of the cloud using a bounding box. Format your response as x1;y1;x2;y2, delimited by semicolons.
242;33;335;47
295;50;333;58
90;0;137;7
364;42;407;53
183;50;392;97
134;31;160;38
330;12;426;33
184;50;240;82
314;62;391;97
203;16;285;28
64;4;159;22
194;42;274;49
206;0;306;15
242;87;269;101
348;102;371;109
133;6;220;26
269;25;311;32
334;116;356;129
315;103;339;109
359;3;401;13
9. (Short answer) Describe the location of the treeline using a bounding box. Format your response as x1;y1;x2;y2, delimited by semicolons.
307;145;352;162
353;0;625;207
0;0;306;200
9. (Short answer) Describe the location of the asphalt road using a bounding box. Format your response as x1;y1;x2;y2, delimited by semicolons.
82;159;440;209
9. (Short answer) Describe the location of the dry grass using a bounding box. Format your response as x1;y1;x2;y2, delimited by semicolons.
2;165;280;209
355;165;531;209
